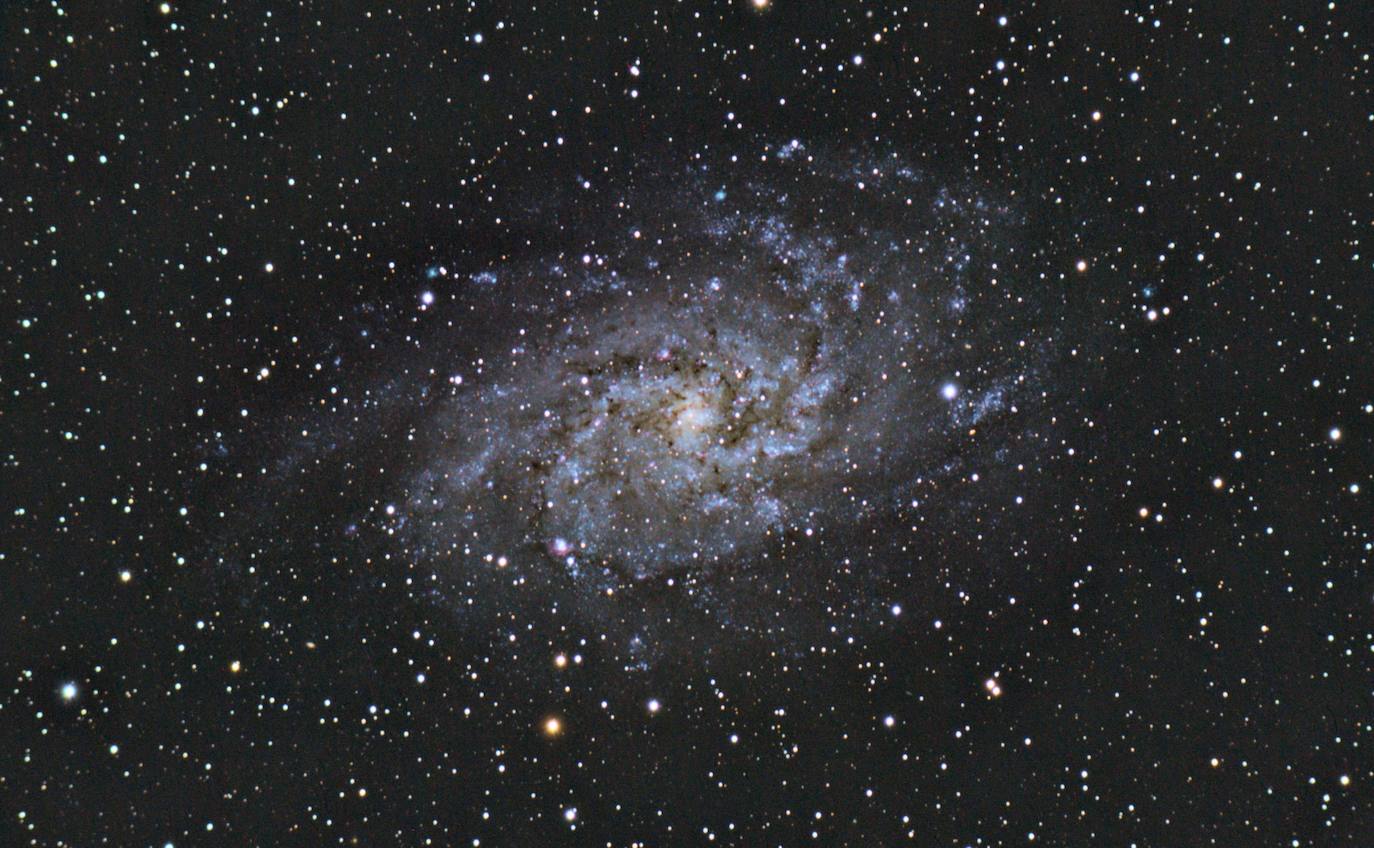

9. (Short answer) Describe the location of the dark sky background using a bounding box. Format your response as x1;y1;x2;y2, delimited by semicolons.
3;1;1372;845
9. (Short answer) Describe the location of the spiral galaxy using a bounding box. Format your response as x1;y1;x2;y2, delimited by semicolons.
394;142;1058;596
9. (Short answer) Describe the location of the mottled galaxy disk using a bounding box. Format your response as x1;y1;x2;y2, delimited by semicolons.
227;142;1077;657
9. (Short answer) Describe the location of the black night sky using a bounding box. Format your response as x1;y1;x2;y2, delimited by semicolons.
4;2;1373;845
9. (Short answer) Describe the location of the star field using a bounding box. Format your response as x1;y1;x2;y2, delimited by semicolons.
2;2;1372;845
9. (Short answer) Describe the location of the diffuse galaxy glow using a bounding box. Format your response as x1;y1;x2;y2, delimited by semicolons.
394;142;1060;600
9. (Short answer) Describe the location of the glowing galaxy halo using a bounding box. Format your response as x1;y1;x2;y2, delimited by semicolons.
207;140;1091;661
401;143;1058;583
